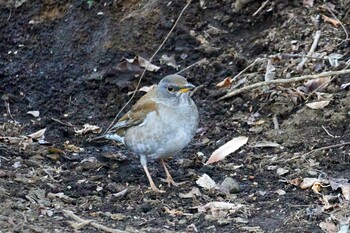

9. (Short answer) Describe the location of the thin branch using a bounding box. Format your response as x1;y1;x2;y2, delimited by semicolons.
327;5;349;46
301;141;350;157
233;58;262;81
296;30;322;71
104;0;193;134
63;210;128;233
219;69;350;100
176;58;208;75
252;0;270;16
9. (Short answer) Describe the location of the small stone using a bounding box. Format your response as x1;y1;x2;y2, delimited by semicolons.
219;177;240;193
276;167;289;176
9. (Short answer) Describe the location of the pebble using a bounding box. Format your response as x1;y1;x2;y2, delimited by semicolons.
219;177;240;193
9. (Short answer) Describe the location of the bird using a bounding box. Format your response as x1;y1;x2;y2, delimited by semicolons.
98;74;199;192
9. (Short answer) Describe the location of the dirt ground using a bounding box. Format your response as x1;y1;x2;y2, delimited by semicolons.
1;0;350;232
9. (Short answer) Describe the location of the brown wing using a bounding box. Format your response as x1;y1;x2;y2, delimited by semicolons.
109;88;158;136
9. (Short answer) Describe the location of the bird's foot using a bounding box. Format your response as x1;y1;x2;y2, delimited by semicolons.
148;183;165;193
160;177;187;187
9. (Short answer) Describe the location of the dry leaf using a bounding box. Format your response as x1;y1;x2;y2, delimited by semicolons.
137;56;160;72
164;207;183;217
300;177;319;189
196;174;217;190
115;56;160;72
289;177;303;186
275;189;286;195
216;77;232;88
341;183;350;201
205;136;248;165
251;141;283;149
311;181;322;194
196;202;244;213
179;187;202;199
304;77;331;93
75;124;102;135
322;14;340;27
264;59;276;81
319;221;338;233
27;128;46;140
159;54;178;70
27;110;40;117
306;100;330;109
340;82;350;90
303;0;314;7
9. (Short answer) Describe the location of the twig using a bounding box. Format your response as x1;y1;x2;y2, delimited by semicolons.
252;0;270;16
301;141;350;157
63;210;128;233
296;30;322;71
326;5;349;46
272;114;279;130
51;117;74;127
271;53;328;60
113;188;129;198
104;0;193;134
176;58;208;75
321;125;340;138
2;95;16;122
232;58;262;82
219;69;350;100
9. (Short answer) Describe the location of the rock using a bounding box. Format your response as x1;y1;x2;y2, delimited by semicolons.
219;177;240;193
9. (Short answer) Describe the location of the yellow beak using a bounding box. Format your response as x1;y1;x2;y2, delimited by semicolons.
179;83;196;93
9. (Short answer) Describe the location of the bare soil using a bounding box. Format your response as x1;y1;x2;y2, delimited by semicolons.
0;0;349;232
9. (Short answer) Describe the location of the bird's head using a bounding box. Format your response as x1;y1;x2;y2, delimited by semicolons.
157;74;196;99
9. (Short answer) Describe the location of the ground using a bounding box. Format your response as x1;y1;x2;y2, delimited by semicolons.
0;0;350;232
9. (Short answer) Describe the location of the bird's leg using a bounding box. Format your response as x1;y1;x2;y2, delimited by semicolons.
161;159;186;187
140;155;164;193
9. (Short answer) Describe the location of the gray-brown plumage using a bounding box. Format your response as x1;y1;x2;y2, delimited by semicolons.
103;74;198;192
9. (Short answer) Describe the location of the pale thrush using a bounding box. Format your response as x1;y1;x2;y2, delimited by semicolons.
101;74;198;192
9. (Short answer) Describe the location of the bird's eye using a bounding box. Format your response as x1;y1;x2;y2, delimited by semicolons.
167;86;174;92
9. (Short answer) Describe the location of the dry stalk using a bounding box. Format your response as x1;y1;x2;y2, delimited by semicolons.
219;69;350;100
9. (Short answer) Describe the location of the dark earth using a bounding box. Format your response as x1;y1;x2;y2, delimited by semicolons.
1;0;350;232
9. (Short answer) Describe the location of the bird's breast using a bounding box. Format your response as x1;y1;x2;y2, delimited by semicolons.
124;100;198;159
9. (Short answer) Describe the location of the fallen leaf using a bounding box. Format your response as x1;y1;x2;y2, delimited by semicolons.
196;201;244;213
216;77;232;88
128;85;156;95
27;110;40;117
196;173;217;190
276;168;289;176
164;207;183;217
264;59;276;81
137;56;160;72
115;56;160;72
64;141;84;153
304;77;331;93
340;82;350;90
303;0;314;7
179;187;202;198
251;141;283;149
319;221;338;233
322;14;340;27
27;128;46;140
275;189;286;195
159;54;178;70
300;177;320;189
205;136;248;165
311;181;322;194
306;100;330;109
341;183;350;201
74;124;102;135
289;177;303;186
